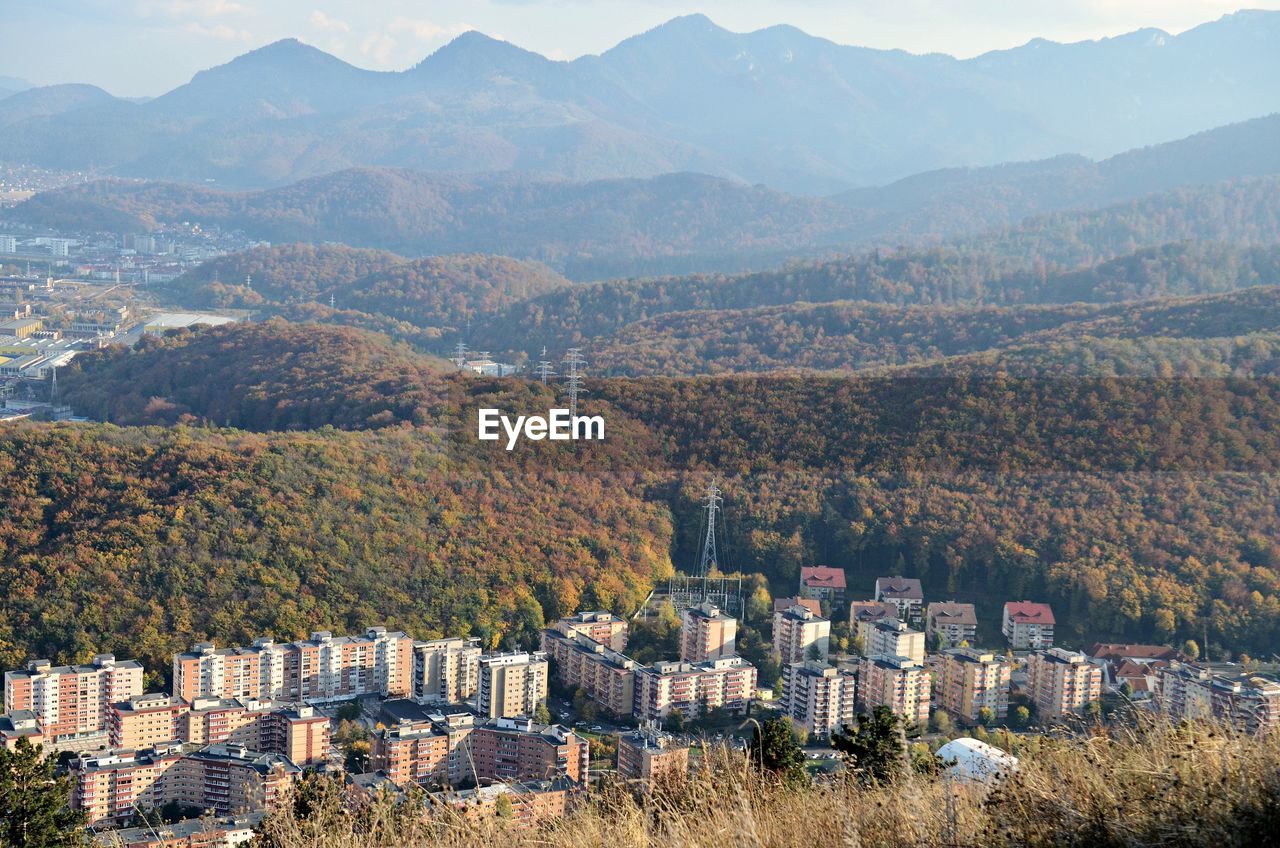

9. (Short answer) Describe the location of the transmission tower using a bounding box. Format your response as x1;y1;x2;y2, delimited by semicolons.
562;348;586;418
697;479;722;580
452;340;468;370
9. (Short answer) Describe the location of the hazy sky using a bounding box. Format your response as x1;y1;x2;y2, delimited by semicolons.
2;1;1275;96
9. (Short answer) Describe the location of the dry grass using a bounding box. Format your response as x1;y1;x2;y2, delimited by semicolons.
256;718;1280;848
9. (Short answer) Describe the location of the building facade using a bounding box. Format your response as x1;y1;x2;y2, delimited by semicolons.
634;657;757;722
925;602;978;649
679;602;738;663
540;628;638;717
412;638;481;705
936;648;1011;724
772;604;831;666
865;618;926;665
1002;602;1056;650
874;577;924;626
554;611;629;652
781;662;858;740
1155;661;1280;733
857;655;931;727
1026;648;1102;718
4;654;143;742
476;652;549;719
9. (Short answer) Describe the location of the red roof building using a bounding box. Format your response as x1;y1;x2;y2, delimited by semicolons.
1001;602;1056;649
799;566;847;605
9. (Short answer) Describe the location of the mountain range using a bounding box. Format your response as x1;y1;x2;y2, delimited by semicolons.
10;111;1280;278
1;12;1279;192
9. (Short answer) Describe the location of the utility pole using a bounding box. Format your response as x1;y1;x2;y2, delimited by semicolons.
562;348;586;419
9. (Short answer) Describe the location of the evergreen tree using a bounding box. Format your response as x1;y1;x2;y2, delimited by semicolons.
831;707;908;786
748;717;808;787
0;738;85;848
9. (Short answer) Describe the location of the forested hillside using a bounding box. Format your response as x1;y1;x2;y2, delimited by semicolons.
30;321;1280;666
0;424;672;682
591;286;1280;376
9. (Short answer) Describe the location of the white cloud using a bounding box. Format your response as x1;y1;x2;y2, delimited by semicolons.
390;16;474;43
310;10;350;33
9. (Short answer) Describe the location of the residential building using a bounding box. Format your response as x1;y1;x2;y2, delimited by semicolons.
426;779;577;828
616;724;689;785
1002;602;1056;650
634;656;757;722
90;813;262;848
470;717;589;785
1155;661;1280;733
1085;643;1184;696
166;744;300;817
69;745;184;826
371;721;451;788
936;648;1011;724
540;628;638;717
865;618;925;665
781;662;858;740
179;698;330;766
0;710;44;750
4;654;143;743
857;655;931;727
799;566;847;606
108;694;188;750
1026;648;1102;719
679;602;737;662
172;628;414;705
773;596;822;616
412;638;481;704
850;600;900;649
772;604;831;665
874;577;925;625
554;611;629;652
476;652;548;719
925;602;978;648
258;706;331;767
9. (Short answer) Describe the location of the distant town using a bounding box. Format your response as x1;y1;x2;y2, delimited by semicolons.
4;533;1276;845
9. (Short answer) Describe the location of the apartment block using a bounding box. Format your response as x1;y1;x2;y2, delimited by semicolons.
1002;602;1056;650
679;602;737;663
1026;648;1102;718
799;566;847;606
865;618;925;665
857;655;931;727
936;648;1011;724
781;661;858;740
540;628;638;717
772;604;831;666
926;602;978;649
633;656;757;722
412;638;481;705
166;744;301;818
470;717;589;785
0;710;45;750
555;611;629;652
108;694;189;750
874;577;924;626
172;627;413;704
4;654;143;742
1155;661;1280;733
371;722;451;787
427;779;577;829
89;813;263;848
477;652;548;719
69;745;184;826
616;724;689;785
850;600;900;648
180;698;331;766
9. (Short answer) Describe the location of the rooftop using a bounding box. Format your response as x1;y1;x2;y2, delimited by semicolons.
927;601;978;627
875;576;923;599
801;566;847;590
1005;601;1056;625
